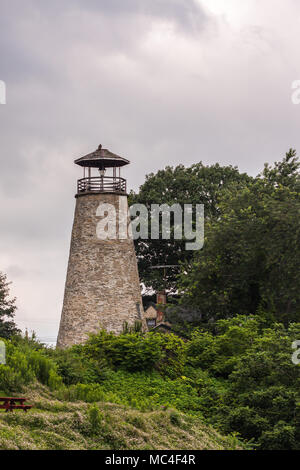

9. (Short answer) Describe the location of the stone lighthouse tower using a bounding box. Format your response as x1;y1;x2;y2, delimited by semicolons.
57;145;143;349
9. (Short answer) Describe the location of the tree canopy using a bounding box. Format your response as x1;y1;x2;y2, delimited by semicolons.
178;149;300;325
0;272;19;339
130;162;251;293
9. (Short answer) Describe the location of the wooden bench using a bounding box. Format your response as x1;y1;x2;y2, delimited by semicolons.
0;397;33;412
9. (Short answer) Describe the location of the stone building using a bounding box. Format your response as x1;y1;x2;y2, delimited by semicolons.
57;145;144;349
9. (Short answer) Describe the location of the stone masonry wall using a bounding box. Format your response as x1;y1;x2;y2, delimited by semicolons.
56;193;144;349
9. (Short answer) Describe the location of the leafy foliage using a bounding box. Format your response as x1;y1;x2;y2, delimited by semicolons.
0;337;62;393
88;404;103;434
83;330;185;378
179;149;300;324
0;272;20;339
129;162;251;292
2;318;300;449
185;317;300;449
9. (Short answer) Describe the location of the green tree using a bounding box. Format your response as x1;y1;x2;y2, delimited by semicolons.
179;150;300;325
185;316;300;449
220;322;300;449
0;272;19;339
130;162;251;292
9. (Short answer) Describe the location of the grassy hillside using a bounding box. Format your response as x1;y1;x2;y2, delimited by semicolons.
0;333;244;450
0;384;241;450
4;317;300;449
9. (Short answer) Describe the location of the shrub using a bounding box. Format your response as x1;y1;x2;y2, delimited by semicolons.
0;338;63;393
84;330;185;378
88;405;103;434
48;346;109;386
259;422;297;450
169;410;181;426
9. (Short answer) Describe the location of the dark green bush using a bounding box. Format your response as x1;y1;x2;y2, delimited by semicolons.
84;330;185;378
3;316;300;450
88;404;103;434
48;345;109;386
0;338;62;393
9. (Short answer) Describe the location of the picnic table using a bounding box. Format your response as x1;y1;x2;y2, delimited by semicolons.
0;397;32;412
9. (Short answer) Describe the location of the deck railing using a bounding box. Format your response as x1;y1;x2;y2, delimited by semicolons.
77;176;127;194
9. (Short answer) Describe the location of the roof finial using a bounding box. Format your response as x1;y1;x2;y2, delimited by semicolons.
74;145;130;168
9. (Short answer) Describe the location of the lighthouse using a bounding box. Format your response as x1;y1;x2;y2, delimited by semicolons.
57;145;144;349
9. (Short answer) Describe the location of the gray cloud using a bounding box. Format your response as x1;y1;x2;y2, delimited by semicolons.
0;0;299;341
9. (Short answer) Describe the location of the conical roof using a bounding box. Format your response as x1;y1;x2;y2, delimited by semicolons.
75;144;130;168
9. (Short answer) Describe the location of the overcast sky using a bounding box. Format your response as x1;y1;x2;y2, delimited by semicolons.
0;0;300;342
